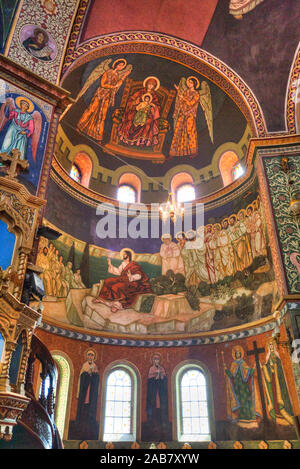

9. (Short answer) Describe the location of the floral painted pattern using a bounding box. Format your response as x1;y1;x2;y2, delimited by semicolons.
263;155;300;293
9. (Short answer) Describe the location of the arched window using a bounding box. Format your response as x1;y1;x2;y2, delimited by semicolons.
0;219;16;270
103;365;137;442
171;172;195;203
70;152;93;187
175;364;211;442
70;163;82;183
0;331;5;363
117;185;137;204
219;151;243;186
52;354;72;440
176;184;196;203
118;173;141;203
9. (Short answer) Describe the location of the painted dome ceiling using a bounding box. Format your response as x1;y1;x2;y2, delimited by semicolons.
57;48;253;201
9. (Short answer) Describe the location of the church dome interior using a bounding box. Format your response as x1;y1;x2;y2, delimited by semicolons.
0;0;299;452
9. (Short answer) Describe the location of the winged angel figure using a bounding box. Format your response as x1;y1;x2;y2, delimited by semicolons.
76;58;132;143
0;96;41;163
169;76;213;158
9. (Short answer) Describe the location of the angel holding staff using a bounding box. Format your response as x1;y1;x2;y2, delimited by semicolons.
77;58;132;143
169;76;213;158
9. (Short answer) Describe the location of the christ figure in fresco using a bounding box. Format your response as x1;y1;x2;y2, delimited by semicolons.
224;345;262;429
93;249;152;313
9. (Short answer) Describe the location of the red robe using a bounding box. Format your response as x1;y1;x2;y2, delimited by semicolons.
118;88;161;147
97;261;152;308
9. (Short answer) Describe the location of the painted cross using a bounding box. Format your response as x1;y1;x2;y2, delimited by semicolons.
0;149;29;180
247;340;268;424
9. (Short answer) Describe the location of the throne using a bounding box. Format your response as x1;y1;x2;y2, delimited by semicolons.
104;78;176;162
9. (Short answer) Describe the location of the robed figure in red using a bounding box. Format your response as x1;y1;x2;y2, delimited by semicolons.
117;76;161;148
93;249;152;312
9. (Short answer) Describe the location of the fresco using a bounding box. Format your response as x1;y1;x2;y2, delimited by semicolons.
36;187;278;336
20;24;57;62
218;337;297;441
68;348;100;440
0;80;52;194
61;52;249;174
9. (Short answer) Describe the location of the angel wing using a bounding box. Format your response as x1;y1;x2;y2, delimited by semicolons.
0;97;15;133
173;77;187;130
199;81;213;144
76;58;112;101
31;111;42;163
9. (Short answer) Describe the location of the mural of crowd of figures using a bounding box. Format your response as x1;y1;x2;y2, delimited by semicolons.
68;335;296;442
36;194;278;335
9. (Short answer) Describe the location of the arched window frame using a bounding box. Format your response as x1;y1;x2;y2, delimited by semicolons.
117;184;137;204
172;361;215;442
52;352;73;441
170;172;195;203
100;361;140;442
219;151;244;186
70;152;93;187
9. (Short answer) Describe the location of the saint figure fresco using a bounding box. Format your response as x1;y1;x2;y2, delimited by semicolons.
169;76;213;158
223;345;262;428
261;339;294;426
118;76;161;148
0;96;41;163
77;58;132;143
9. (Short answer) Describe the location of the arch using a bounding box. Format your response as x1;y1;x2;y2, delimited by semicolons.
219;151;243;186
171;172;195;203
172;360;215;442
100;361;140;442
118;173;141;203
51;351;73;440
71;151;93;187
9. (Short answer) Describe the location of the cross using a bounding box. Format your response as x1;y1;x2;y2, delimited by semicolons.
247;340;268;425
0;149;29;180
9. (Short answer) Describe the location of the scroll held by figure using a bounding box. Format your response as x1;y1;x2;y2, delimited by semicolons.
77;58;132;143
169;76;213;158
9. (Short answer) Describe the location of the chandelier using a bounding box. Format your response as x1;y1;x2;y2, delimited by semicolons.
159;192;184;222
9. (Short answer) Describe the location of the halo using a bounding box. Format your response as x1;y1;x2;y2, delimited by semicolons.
175;231;185;240
120;248;135;260
232;345;244;359
185;229;196;240
221;217;229;226
143;76;160;91
112;58;127;69
187;76;200;89
150;352;162;363
161;233;172;241
237;209;246;219
15;96;34;113
142;92;153;103
228;214;237;222
213;223;221;231
85;348;97;361
246;203;254;213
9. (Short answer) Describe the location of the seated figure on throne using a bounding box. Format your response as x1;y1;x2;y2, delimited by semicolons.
117;76;161;148
93;249;152;313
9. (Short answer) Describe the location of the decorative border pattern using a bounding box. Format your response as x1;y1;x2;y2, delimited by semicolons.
6;0;79;85
39;320;275;348
262;154;300;293
61;32;266;138
286;43;300;134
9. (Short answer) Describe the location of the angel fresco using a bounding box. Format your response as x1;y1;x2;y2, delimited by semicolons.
76;58;132;143
169;76;213;158
0;96;41;164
